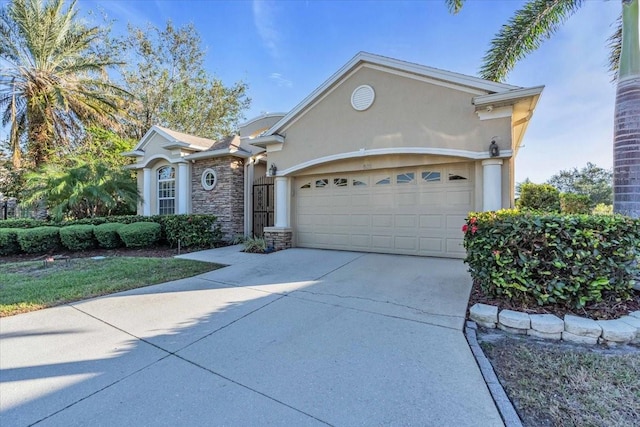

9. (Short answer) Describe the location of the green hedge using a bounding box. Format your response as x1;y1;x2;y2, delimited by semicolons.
118;222;162;248
0;229;21;255
560;193;591;214
59;225;97;251
0;214;221;254
516;183;560;212
94;223;125;249
0;218;46;229
463;210;639;309
15;226;61;254
160;214;223;248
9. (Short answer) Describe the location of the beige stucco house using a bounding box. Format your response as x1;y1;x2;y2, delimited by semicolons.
125;52;543;258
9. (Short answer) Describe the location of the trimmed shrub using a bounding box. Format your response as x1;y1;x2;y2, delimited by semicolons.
560;193;591;214
516;183;560;212
118;222;161;248
592;203;613;215
59;225;97;251
0;229;21;255
463;210;639;309
55;215;149;227
160;214;222;248
94;223;125;249
15;226;61;254
0;218;46;229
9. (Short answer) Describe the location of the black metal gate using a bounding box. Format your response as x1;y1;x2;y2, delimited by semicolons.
252;176;274;237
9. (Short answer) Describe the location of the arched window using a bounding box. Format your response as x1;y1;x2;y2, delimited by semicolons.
157;166;175;215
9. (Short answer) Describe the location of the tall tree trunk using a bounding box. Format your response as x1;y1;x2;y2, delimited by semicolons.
27;104;53;168
614;0;640;217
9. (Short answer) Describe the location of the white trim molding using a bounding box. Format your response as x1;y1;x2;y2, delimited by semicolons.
127;154;189;170
276;147;513;176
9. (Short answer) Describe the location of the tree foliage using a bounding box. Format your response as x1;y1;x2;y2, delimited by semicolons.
118;21;250;140
0;0;128;167
446;0;621;82
547;162;613;206
516;183;561;212
21;158;139;220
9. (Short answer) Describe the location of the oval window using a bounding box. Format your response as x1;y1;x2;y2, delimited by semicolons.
201;168;217;190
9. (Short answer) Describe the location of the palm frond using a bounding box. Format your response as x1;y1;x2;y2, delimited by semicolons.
445;0;466;14
607;15;622;81
480;0;584;82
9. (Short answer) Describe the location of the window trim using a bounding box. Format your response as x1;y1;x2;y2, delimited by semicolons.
157;165;176;215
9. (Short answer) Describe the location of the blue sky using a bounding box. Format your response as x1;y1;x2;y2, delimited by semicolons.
80;0;619;183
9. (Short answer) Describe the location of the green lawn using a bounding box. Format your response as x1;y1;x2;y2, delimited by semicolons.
0;257;222;316
481;336;640;426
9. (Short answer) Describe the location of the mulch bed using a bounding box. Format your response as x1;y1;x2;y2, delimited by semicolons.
0;246;195;264
468;279;640;320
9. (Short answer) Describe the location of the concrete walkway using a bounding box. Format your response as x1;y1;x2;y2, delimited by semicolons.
1;247;503;426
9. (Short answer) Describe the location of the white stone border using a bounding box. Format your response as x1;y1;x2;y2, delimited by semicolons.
470;304;640;347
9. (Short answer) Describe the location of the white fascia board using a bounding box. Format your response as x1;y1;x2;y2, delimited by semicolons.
121;150;144;157
264;52;521;136
239;112;288;128
184;149;251;161
249;134;285;148
473;86;545;107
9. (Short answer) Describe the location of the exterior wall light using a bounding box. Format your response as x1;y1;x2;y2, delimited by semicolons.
489;140;500;157
269;163;277;176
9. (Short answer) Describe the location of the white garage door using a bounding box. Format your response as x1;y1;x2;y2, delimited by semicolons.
294;163;474;258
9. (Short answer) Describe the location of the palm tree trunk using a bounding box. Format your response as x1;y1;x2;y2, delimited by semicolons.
614;0;640;217
27;105;53;168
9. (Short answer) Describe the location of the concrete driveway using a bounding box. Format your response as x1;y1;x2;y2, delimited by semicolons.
0;247;502;426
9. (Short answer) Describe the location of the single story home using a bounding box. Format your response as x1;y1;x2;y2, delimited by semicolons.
124;52;543;258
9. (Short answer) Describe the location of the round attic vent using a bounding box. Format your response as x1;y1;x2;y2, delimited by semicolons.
351;85;375;111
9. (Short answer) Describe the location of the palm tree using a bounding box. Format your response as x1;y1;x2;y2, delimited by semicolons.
447;0;640;218
0;0;127;167
22;157;140;220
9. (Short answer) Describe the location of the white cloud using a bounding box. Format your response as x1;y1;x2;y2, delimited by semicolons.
253;0;281;59
269;73;293;88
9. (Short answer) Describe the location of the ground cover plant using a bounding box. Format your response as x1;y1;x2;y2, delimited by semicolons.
479;334;640;427
0;256;222;316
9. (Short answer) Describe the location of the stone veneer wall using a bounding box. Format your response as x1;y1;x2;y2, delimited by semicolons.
191;157;245;239
263;227;292;251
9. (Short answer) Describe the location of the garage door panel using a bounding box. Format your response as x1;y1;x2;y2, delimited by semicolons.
295;163;474;258
395;215;417;228
351;234;370;247
372;214;393;228
371;235;393;249
351;215;370;226
395;236;417;250
419;237;443;252
446;190;473;206
419;214;444;229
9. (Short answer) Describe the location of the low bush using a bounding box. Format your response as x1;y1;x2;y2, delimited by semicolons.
118;222;161;248
59;225;97;251
160;214;222;248
516;183;560;212
243;236;267;253
0;218;46;229
592;203;613;215
15;226;61;254
560;193;591;214
463;210;639;309
0;229;21;255
94;223;125;249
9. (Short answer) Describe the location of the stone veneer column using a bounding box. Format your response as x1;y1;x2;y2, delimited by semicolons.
142;167;151;216
177;162;189;214
264;176;293;251
482;159;503;211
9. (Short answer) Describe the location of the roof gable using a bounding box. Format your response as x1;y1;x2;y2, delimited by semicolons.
132;125;218;152
263;52;522;136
